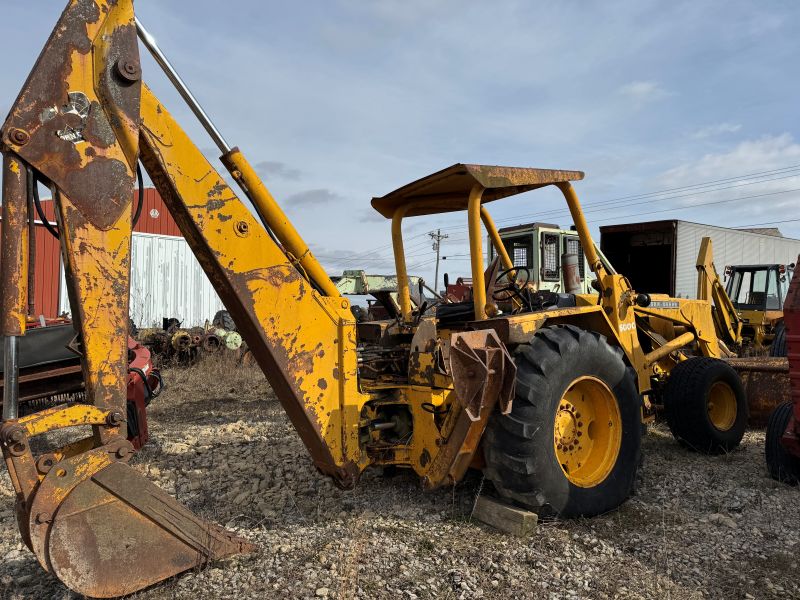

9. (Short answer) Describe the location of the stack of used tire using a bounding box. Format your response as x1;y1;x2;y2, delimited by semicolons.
135;310;244;366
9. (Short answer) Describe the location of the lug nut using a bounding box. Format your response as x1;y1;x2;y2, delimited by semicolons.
116;58;141;82
116;446;131;459
235;221;249;235
106;411;125;427
9;128;30;146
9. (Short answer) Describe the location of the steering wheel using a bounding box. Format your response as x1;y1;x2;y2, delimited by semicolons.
492;267;531;302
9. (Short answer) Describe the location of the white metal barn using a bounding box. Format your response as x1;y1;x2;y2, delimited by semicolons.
59;232;225;328
54;189;226;328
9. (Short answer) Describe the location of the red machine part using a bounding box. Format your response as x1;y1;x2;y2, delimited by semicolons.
782;264;800;456
25;316;72;328
446;277;473;303
126;337;162;450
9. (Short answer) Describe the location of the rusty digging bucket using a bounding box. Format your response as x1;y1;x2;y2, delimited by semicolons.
40;460;255;596
0;406;255;598
725;357;789;428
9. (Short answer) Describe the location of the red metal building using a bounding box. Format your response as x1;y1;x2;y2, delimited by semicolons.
0;188;182;318
132;188;181;237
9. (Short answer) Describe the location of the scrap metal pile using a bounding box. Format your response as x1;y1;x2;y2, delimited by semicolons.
137;311;244;366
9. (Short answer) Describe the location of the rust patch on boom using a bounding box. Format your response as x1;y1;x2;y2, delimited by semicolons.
1;0;140;231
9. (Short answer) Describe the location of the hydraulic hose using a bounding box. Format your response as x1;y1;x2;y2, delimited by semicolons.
31;163;145;237
132;163;144;229
30;170;59;240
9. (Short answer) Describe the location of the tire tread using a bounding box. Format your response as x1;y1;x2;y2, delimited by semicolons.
483;325;641;518
663;357;747;454
765;401;800;485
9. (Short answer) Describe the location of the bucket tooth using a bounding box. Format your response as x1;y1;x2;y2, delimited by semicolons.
44;461;254;598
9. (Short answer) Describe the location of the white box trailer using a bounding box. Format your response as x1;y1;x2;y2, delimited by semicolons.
600;220;800;298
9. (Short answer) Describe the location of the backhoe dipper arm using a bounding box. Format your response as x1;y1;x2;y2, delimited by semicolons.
696;237;742;348
0;1;366;596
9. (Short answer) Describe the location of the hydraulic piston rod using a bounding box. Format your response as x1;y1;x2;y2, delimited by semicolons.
135;18;230;154
135;18;339;298
2;336;19;421
1;154;29;421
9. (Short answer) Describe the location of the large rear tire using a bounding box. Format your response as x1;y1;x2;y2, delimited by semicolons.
483;325;642;518
765;401;800;485
663;357;747;454
770;321;787;357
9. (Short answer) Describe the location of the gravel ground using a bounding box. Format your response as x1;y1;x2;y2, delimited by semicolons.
1;360;798;600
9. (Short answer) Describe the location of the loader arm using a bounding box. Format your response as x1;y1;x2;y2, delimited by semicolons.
0;1;368;595
696;237;742;348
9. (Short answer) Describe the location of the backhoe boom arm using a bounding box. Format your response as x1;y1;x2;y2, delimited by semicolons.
0;1;367;595
696;237;742;348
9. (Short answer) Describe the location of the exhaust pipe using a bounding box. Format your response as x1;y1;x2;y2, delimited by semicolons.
561;253;582;294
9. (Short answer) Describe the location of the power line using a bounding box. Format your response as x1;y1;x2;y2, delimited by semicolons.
324;186;800;272
416;175;800;238
494;169;800;226
312;235;432;262
315;229;433;263
318;162;800;265
578;163;800;203
425;170;800;234
421;165;800;236
591;186;800;224
733;218;800;228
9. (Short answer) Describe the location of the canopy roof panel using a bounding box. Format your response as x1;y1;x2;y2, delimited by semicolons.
371;163;584;218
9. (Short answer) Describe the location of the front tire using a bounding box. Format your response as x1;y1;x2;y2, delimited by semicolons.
765;401;800;485
663;357;747;454
483;325;642;518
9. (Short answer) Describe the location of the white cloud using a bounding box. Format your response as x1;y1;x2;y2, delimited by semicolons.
254;160;302;181
691;122;742;139
652;134;800;225
311;245;396;275
659;134;800;189
618;81;671;106
286;188;342;207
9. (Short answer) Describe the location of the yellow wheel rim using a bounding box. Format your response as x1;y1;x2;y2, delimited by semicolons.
553;376;622;488
707;381;737;431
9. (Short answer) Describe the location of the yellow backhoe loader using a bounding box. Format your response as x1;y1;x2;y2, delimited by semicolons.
696;237;793;355
0;2;748;596
696;237;790;426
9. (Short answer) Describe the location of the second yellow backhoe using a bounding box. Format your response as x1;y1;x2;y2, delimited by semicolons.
0;2;749;596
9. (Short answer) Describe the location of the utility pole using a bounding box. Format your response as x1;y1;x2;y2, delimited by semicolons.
429;229;448;293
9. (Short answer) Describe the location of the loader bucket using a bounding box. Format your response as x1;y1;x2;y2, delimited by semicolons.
725;357;789;428
34;461;254;598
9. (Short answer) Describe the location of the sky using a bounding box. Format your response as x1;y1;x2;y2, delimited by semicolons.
3;0;800;289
